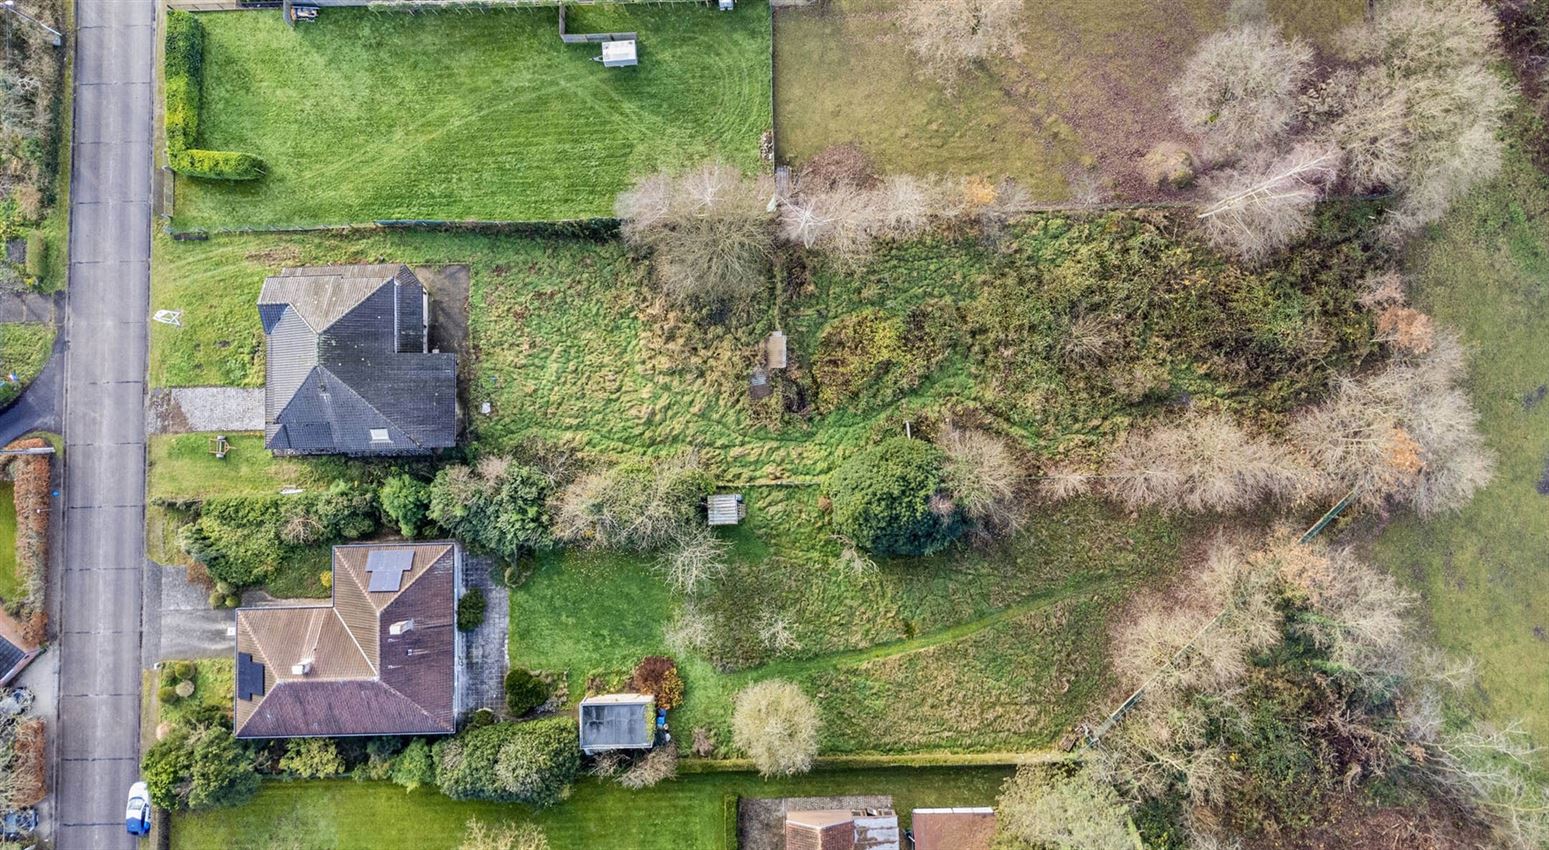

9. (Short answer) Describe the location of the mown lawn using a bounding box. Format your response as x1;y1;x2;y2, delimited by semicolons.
0;482;17;602
774;0;1364;197
171;770;1009;850
1369;147;1549;743
173;3;770;229
0;323;55;406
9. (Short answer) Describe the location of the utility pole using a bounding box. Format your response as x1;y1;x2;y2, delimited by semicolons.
1;0;62;47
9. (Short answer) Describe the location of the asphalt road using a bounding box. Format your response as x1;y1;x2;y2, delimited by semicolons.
54;0;154;845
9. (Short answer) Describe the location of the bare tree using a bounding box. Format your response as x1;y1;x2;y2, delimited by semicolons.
616;162;775;308
658;527;730;594
1103;409;1318;513
616;747;679;790
1325;0;1512;236
897;0;1025;86
1171;24;1314;160
458;819;550;850
996;765;1134;850
938;424;1026;533
1292;330;1494;515
731;680;820;777
1197;143;1341;260
0;72;45;140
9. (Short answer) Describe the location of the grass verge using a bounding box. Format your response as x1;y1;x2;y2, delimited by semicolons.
0;482;17;602
1368;146;1549;743
0;323;56;406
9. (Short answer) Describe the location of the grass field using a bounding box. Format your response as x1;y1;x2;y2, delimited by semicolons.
171;770;1009;850
511;498;1190;754
173;4;770;229
1369;147;1549;743
0;483;17;602
774;0;1365;198
0;323;55;406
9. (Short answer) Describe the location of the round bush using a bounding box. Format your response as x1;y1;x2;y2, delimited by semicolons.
207;590;226;609
224;594;240;609
172;661;196;680
319;571;333;590
457;588;487;631
826;438;963;556
174;679;197;699
158;685;179;704
504;668;550;717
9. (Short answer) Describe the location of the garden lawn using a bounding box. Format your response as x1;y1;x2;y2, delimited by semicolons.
0;483;17;602
173;3;770;229
171;769;1010;850
0;323;55;406
158;658;234;729
1369;148;1549;743
774;0;1364;199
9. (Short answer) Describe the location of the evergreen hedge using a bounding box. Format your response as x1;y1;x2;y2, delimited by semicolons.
164;10;264;181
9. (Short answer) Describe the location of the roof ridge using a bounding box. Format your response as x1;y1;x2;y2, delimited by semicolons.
387;542;454;601
376;678;444;730
331;584;380;678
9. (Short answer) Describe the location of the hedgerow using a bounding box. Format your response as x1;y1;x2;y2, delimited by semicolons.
163;10;264;182
431;718;579;806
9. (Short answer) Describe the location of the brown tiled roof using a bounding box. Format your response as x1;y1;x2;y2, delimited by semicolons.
785;814;855;850
910;809;997;850
234;541;459;738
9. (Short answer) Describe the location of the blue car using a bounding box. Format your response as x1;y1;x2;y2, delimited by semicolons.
125;781;151;836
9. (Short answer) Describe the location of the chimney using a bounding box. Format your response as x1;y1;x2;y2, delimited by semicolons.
389;619;415;636
291;660;312;676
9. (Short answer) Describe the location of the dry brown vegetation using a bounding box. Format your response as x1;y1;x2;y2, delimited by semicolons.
937;423;1026;535
1197;142;1341;260
730;679;819;777
896;0;1025;87
1170;23;1314;161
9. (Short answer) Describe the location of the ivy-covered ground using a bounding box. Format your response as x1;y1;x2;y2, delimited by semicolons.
146;209;1373;751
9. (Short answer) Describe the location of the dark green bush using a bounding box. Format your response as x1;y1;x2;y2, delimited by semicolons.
380;474;432;537
432;718;580;806
457;588;487;632
427;460;552;562
163;10;264;181
504;668;550;717
142;726;259;811
158;685;179;704
827;437;962;556
278;738;345;779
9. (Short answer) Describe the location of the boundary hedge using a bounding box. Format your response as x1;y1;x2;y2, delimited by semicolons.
1;438;50;645
164;10;265;181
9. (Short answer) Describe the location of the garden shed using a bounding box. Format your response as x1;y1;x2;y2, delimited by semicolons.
578;693;655;754
601;39;638;68
707;493;745;526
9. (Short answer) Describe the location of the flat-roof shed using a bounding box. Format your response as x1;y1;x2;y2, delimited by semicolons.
578;693;655;754
707;493;745;526
601;40;638;68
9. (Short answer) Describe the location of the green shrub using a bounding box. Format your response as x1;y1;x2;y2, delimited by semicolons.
206;590;225;608
179;482;380;588
432;718;580;806
158;685;179;704
380;474;432;537
504;668;550;717
827;438;962;556
390;738;435;793
170;149;266;181
163;9;265;182
457;588;487;631
143;726;259;811
464;708;497;731
278;737;345;779
427;460;552;563
172;661;196;680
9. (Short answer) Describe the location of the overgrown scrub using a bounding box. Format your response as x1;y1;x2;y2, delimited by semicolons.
552;455;712;552
427;456;552;564
812;305;958;412
431;718;580;806
731;680;819;777
163;10;264;181
0;712;45;810
176;481;378;588
0;0;66;289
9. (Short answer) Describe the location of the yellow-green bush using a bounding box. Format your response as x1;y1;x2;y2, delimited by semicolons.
164;10;264;182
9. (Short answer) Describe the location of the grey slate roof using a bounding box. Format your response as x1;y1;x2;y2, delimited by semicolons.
259;265;456;456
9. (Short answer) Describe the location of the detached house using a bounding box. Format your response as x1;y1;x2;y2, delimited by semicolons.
233;541;462;738
258;264;457;456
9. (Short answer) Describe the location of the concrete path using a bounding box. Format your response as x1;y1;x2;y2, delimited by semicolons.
143;562;235;662
458;554;509;717
55;0;155;844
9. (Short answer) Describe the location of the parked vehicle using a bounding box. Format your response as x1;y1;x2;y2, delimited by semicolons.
125;781;151;837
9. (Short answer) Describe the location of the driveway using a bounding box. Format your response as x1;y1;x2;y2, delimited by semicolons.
53;0;155;845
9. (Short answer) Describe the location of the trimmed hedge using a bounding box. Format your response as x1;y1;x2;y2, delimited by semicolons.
164;10;264;181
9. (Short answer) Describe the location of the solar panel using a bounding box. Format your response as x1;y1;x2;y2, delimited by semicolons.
237;652;266;701
365;549;414;592
0;635;24;678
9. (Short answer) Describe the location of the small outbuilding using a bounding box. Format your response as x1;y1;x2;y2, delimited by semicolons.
764;330;788;370
910;808;997;850
707;493;745;527
786;808;900;850
578;693;655;754
600;39;638;68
